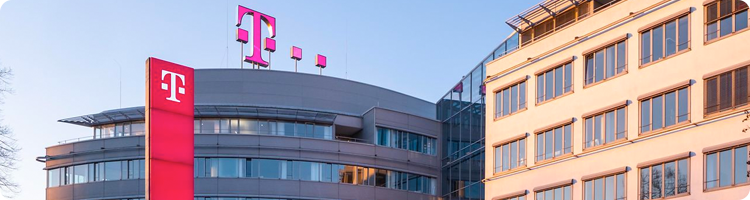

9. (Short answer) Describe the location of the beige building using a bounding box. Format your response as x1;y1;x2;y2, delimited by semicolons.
484;0;750;199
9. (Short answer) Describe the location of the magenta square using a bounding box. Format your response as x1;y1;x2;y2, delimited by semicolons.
264;38;276;52
316;54;327;68
291;46;302;60
236;28;248;43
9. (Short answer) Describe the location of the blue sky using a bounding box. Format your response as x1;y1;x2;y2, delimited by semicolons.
0;0;536;199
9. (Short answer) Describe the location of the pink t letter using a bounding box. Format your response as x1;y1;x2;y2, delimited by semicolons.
236;5;276;67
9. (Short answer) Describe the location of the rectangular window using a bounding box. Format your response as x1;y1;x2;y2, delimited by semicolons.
375;127;436;155
104;161;122;181
585;41;627;86
536;185;573;200
641;15;690;65
495;80;527;118
704;66;750;115
585;107;627;149
640;86;690;133
536;124;573;162
48;168;60;187
537;63;573;103
705;145;750;190
494;138;526;173
583;172;626;200
705;0;749;42
640;158;689;199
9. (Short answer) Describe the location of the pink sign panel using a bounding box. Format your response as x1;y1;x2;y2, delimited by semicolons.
264;38;276;52
291;46;302;60
316;54;327;68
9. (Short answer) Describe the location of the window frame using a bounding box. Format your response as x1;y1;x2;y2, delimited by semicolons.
703;66;750;116
536;61;575;105
494;77;528;120
639;12;692;68
534;122;574;163
704;0;750;43
534;183;573;200
582;171;627;200
583;39;629;88
583;104;628;150
493;136;528;174
703;144;750;192
639;157;691;199
638;85;692;135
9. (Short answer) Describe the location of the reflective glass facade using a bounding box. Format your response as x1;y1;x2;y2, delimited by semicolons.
376;127;437;155
437;32;519;200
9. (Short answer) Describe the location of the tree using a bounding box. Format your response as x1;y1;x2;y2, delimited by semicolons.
0;66;18;198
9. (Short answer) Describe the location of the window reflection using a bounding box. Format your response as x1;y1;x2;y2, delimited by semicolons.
376;127;437;155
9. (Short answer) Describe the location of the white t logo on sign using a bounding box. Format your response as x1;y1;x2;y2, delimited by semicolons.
161;70;186;103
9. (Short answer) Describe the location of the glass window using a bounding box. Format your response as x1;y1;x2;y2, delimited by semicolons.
537;185;572;200
555;68;563;97
665;21;677;57
652;96;663;130
255;159;282;179
104;161;122;181
652;164;662;198
537;124;571;161
495;81;526;117
664;162;675;197
665;92;676;127
719;150;733;187
640;168;650;200
48;168;60;187
595;51;604;83
538;63;573;103
706;0;748;41
511;85;518;113
195;158;205;178
131;122;145;136
585;173;626;200
641;30;651;65
606;46;615;78
641;100;651;133
652;26;664;61
239;119;257;134
678;16;689;51
586;108;625;149
218;158;242;178
705;67;750;115
586;55;595;85
706;153;718;189
73;164;88;184
735;146;748;185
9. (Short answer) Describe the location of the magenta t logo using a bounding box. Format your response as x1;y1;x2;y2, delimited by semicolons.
236;5;276;67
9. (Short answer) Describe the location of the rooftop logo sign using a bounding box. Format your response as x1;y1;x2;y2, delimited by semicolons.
235;5;328;74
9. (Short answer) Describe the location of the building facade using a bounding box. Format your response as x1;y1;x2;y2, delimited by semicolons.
42;69;442;200
485;0;750;200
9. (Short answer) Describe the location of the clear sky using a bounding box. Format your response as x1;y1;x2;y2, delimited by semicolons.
0;0;536;199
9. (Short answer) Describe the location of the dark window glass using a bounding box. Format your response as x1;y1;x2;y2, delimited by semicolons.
719;150;733;187
642;31;651;65
736;68;748;106
616;42;626;73
720;0;733;16
641;167;650;200
707;22;719;41
104;161;122;181
706;78;719;114
616;108;626;139
555;67;564;97
641;100;651;133
678;16;689;51
595;51;604;82
594;115;602;146
520;82;527;109
494;146;502;173
665;21;677;57
605;176;614;200
586;55;595;85
706;153;718;189
652;96;663;130
585;180;592;200
511;85;518;113
720;16;734;37
538;75;545;103
585;117;593;148
651;164;662;199
665;92;676;127
545;130;553;159
595;178;603;200
510;141;517;169
617;174;625;199
678;88;689;122
503;89;510;116
735;146;748;184
664;162;675;197
677;159;689;193
554;128;562;157
537;133;544;161
719;73;733;110
652;26;664;61
564;64;573;93
737;10;748;31
546;71;554;101
605;111;615;143
606;46;616;78
502;144;509;171
564;125;572;154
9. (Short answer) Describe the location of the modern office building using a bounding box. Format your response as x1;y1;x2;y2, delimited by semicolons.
485;0;750;199
437;33;519;200
41;69;443;200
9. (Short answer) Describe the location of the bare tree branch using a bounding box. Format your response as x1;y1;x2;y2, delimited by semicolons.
0;65;19;198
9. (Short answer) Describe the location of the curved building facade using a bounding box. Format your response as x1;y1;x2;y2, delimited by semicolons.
42;69;442;200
